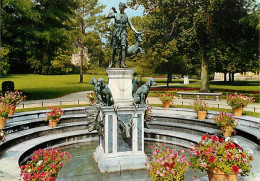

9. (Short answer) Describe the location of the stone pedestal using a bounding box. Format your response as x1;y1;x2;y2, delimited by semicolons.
184;76;189;84
93;106;146;173
93;68;147;173
106;68;135;106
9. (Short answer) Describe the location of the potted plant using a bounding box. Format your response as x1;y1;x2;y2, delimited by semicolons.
193;100;209;120
86;92;97;104
0;104;10;128
45;107;64;128
1;91;26;116
146;143;190;181
0;129;7;143
20;148;71;180
158;93;174;108
213;112;238;137
226;93;254;117
190;133;253;181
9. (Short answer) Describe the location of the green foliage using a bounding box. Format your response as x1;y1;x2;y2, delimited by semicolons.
51;49;75;74
0;48;10;76
127;0;259;92
2;0;79;74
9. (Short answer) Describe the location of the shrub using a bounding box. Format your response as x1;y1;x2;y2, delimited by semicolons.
213;112;238;128
227;93;254;108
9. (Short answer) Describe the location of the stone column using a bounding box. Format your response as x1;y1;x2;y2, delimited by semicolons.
106;68;135;106
184;75;189;84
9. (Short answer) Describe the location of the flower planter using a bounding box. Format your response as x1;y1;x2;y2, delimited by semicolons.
49;120;58;128
90;99;96;104
207;167;238;181
197;111;207;120
233;107;243;117
0;117;7;129
8;105;16;116
162;101;171;108
221;126;233;137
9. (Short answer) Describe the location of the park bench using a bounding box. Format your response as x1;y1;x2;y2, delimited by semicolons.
176;92;222;101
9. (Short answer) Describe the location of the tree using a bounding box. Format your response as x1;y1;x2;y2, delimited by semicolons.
1;0;79;74
127;0;259;92
71;0;108;83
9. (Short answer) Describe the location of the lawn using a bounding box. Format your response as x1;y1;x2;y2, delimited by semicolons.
0;74;259;101
0;74;107;100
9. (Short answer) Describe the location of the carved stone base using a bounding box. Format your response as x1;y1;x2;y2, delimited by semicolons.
93;146;146;173
106;68;135;106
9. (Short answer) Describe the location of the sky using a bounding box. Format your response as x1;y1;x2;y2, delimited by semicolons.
98;0;144;17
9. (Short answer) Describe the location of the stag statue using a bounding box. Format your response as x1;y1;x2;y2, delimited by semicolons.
113;104;137;142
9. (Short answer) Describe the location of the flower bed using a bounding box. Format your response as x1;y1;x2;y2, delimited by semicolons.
20;148;71;180
190;134;253;176
146;144;190;180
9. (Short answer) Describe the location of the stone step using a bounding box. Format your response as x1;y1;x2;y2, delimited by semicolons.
145;128;201;146
0;130;98;180
144;138;191;149
149;121;220;136
0;121;91;153
4;114;90;133
8;106;95;123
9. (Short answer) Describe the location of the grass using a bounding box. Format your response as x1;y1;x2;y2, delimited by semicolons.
0;74;107;100
0;74;259;101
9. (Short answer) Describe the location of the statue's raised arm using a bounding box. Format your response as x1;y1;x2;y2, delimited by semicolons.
106;7;117;19
127;18;140;35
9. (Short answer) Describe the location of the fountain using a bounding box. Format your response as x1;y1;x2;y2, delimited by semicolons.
92;68;149;173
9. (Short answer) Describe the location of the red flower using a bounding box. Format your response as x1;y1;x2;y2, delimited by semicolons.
220;138;224;142
211;135;219;142
201;135;207;141
232;165;239;173
209;156;215;163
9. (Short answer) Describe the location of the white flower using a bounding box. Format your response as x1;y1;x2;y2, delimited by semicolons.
36;160;43;166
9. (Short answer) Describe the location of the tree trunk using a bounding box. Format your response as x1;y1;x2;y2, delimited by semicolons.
224;72;227;83
139;74;143;85
79;42;84;83
199;46;209;92
229;72;231;82
167;73;172;88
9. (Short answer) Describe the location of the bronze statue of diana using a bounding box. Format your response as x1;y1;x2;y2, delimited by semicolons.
106;2;141;68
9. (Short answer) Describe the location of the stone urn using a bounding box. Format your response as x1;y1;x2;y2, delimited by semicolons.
0;117;7;129
233;107;243;117
207;167;238;181
162;101;171;108
49;120;58;128
197;111;207;120
221;126;233;137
